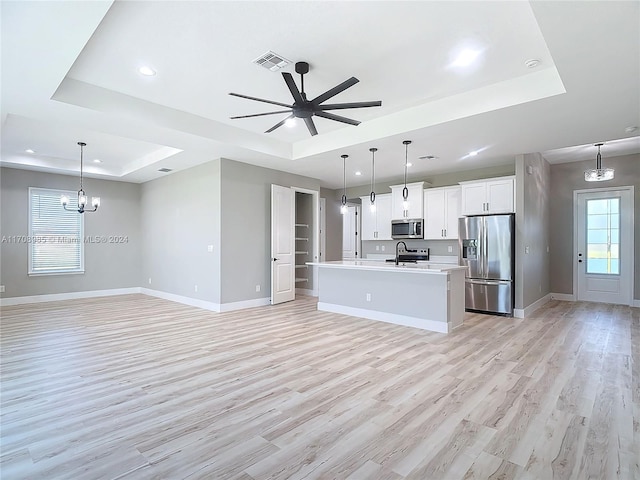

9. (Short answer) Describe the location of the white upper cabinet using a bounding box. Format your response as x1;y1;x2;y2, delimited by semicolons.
423;186;461;239
390;182;424;219
459;176;515;215
360;193;392;240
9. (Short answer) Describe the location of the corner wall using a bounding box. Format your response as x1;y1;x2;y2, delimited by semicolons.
0;167;141;299
549;153;639;301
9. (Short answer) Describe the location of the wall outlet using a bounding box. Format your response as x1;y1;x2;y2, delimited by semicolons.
0;285;5;293
381;245;385;252
525;246;530;254
448;245;453;253
256;285;261;292
207;245;213;252
194;285;198;292
376;245;380;251
547;245;550;253
366;293;371;302
148;278;152;285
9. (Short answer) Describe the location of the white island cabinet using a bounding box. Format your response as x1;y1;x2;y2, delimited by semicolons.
308;261;466;333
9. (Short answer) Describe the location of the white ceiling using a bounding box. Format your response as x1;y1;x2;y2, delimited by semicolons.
1;1;638;189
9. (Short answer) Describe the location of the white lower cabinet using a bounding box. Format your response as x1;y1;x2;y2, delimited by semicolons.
360;193;392;240
423;186;461;240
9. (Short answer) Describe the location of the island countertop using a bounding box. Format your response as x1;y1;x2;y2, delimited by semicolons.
307;260;466;274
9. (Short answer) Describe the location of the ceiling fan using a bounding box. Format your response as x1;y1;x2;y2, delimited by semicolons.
229;61;382;136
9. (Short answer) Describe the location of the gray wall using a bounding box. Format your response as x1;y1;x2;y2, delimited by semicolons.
549;153;639;300
140;160;221;303
515;153;551;310
320;187;343;262
0;167;141;298
219;158;320;304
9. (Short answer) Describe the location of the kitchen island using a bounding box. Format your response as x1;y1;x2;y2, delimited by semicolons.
307;260;466;333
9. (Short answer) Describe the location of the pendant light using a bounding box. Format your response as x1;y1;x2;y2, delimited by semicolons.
584;143;614;181
340;154;348;214
402;140;411;212
369;147;377;212
61;142;100;213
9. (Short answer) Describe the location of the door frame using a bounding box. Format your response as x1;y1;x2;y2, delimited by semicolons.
573;185;634;305
292;187;320;296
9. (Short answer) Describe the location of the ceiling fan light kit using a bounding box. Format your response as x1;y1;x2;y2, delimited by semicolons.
229;61;382;136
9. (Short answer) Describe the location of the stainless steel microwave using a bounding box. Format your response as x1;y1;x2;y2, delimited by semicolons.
391;218;423;239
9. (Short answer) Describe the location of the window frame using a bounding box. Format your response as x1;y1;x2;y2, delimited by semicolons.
28;187;85;276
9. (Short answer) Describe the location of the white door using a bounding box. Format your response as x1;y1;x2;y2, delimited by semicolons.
271;185;295;305
575;187;633;305
342;205;359;259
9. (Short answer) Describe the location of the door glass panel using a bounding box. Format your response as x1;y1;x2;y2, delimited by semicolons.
586;197;620;274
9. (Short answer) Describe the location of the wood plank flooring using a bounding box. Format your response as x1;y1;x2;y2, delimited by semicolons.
1;295;638;479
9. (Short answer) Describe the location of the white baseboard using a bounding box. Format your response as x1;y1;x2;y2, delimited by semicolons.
0;287;142;307
513;293;552;318
633;299;640;308
140;288;221;312
317;302;450;333
550;292;576;302
219;297;270;312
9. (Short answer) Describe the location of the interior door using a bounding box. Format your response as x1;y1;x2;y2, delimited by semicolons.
576;188;633;305
271;184;295;305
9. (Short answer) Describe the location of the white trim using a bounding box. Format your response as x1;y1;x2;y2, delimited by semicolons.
219;297;270;312
550;293;576;301
140;288;221;312
317;301;450;333
295;288;316;297
633;299;640;308
513;293;552;318
0;287;141;306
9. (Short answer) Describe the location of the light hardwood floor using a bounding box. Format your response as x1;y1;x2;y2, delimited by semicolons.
1;295;638;479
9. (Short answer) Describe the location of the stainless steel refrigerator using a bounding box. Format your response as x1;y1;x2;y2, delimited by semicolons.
458;214;515;315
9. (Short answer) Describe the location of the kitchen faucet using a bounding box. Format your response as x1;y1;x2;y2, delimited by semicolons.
395;241;407;265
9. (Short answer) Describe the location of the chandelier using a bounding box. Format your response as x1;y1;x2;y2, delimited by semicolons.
61;142;100;213
584;143;614;182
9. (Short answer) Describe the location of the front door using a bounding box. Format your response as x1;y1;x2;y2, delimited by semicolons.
271;185;295;305
575;187;633;305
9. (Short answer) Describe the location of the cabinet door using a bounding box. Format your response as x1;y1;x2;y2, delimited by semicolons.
360;196;376;240
443;187;461;239
461;182;487;215
376;194;393;240
424;189;446;239
391;184;424;219
486;179;514;213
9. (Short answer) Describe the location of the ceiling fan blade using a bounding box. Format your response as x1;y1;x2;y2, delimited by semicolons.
282;72;305;104
230;110;292;119
314;111;360;126
311;77;359;105
229;92;292;109
316;101;382;111
304;117;318;136
265;114;295;133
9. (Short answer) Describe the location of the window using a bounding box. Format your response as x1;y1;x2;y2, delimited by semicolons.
586;197;619;275
29;187;84;275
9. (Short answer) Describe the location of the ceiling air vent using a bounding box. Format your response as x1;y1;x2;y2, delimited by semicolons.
253;51;291;71
419;155;439;160
158;168;172;173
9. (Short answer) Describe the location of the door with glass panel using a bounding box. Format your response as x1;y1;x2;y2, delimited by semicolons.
575;188;633;305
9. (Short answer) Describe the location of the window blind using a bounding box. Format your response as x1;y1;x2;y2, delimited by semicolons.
29;187;84;274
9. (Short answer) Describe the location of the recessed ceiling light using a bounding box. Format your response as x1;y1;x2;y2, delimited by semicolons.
524;59;541;69
138;66;156;76
285;118;297;127
451;49;481;67
355;171;362;176
93;159;102;163
25;149;35;154
468;150;478;156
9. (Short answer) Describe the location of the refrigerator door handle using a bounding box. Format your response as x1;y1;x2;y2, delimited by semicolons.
466;279;511;286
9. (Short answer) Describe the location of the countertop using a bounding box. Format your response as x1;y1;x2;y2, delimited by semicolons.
307;260;467;274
